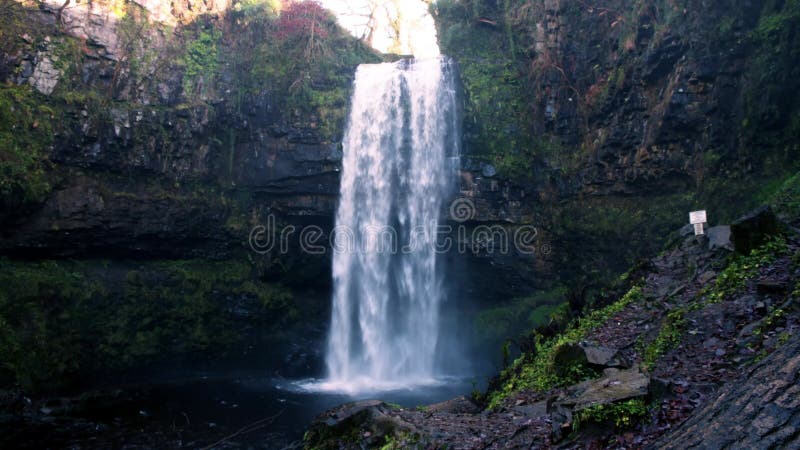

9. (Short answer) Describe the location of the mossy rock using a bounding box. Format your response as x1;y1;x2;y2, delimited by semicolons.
304;400;419;450
731;206;786;254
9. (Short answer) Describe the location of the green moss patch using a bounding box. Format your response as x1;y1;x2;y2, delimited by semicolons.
487;285;643;408
475;287;567;346
573;398;649;431
0;258;295;392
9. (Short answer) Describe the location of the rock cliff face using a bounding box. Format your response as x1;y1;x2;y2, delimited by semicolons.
437;0;800;296
444;0;800;190
4;0;796;290
652;328;800;449
0;0;373;390
1;0;363;266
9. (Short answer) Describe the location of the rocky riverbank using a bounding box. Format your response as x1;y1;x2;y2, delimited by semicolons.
305;199;800;449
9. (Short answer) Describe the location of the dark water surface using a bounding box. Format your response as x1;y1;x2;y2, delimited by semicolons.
0;372;475;449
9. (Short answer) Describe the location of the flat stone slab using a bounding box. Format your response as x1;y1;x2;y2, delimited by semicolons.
707;225;733;251
554;342;630;370
427;395;481;414
555;366;650;412
581;342;629;367
513;401;548;418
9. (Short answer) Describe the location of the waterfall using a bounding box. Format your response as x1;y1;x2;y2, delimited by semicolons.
325;56;460;391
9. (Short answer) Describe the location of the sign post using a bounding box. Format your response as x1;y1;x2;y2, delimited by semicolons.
689;210;707;236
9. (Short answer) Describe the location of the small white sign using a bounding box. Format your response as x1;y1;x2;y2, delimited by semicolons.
689;210;707;224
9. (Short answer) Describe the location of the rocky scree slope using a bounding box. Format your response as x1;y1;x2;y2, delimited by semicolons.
305;193;800;449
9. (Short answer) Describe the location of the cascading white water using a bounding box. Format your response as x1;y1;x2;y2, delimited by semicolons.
324;56;460;392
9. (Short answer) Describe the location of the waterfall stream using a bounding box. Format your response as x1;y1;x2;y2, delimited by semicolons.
323;57;460;392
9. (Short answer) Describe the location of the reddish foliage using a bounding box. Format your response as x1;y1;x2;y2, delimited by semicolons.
275;1;330;40
584;78;607;107
624;36;636;52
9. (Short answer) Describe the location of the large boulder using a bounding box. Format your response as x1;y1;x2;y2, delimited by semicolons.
426;395;480;414
553;342;630;374
549;366;650;441
304;400;418;449
706;225;733;251
730;206;785;254
553;366;651;412
580;343;630;367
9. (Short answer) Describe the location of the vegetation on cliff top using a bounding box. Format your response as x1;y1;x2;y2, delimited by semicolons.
228;0;381;141
0;0;379;210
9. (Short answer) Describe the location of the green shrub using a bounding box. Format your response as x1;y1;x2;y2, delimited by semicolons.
0;85;54;207
182;28;222;97
232;0;281;23
0;260;103;389
573;398;649;430
642;307;687;370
